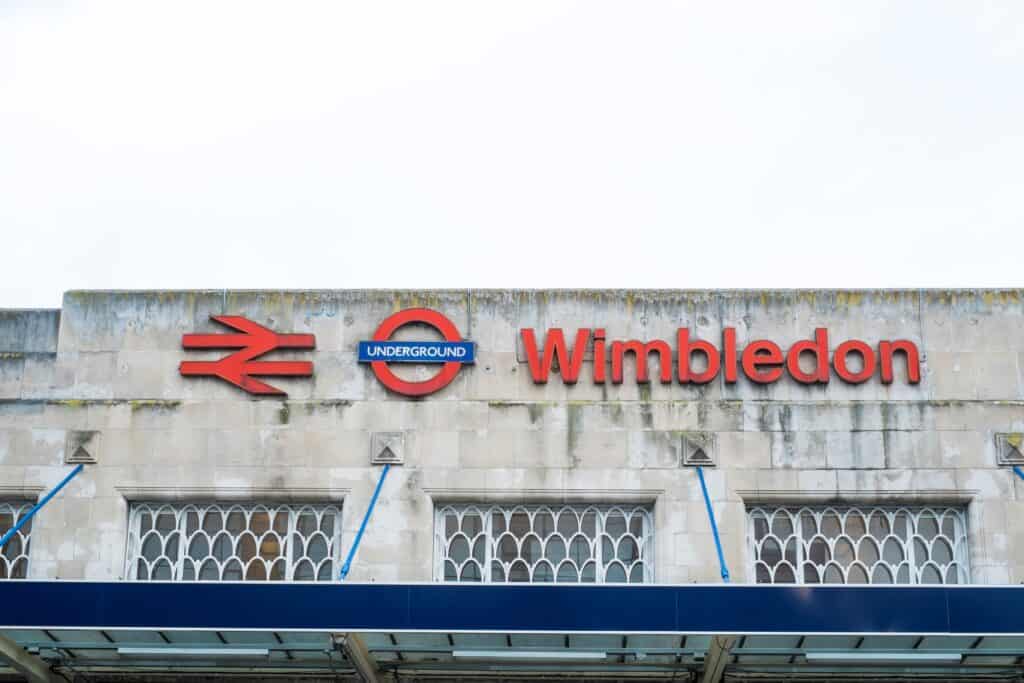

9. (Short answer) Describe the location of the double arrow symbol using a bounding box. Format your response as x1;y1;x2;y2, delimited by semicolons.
180;316;315;395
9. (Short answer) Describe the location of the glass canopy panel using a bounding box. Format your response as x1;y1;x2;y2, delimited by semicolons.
4;628;1024;680
358;632;399;663
392;632;454;663
963;635;1024;666
735;634;802;665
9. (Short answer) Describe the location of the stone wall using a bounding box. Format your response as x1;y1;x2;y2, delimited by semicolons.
0;290;1022;584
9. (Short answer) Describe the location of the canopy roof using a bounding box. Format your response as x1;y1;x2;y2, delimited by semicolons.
0;582;1021;681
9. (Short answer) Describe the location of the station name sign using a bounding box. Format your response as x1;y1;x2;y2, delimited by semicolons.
180;310;922;397
520;328;920;386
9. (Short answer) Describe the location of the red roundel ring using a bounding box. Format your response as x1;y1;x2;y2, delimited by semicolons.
370;308;464;397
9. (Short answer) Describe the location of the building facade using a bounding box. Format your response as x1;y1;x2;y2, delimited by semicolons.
1;289;1023;680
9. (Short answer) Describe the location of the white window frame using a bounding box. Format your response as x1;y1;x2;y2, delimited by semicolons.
0;501;33;580
434;503;655;584
125;502;342;582
746;505;971;585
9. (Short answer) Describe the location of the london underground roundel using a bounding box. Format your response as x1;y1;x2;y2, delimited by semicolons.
357;308;475;397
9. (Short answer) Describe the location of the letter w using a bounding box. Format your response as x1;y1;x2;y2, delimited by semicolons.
520;328;590;384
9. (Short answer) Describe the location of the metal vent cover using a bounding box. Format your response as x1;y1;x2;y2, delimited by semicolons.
995;433;1024;466
681;432;717;467
371;432;405;465
65;431;100;465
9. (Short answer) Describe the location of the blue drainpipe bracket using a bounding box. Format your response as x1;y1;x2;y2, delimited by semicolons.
339;463;392;581
696;465;731;584
0;464;84;551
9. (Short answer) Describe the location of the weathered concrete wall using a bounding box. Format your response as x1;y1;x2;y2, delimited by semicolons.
0;310;60;400
0;290;1021;584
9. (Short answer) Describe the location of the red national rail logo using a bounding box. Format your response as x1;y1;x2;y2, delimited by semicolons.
180;316;315;395
520;328;921;385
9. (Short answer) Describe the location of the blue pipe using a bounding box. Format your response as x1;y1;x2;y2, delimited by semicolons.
339;463;391;581
696;465;730;583
0;464;84;551
1014;466;1024;482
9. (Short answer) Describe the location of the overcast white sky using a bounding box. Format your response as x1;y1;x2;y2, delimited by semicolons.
1;2;1023;307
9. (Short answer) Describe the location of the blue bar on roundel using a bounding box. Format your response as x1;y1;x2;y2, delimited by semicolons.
358;341;476;364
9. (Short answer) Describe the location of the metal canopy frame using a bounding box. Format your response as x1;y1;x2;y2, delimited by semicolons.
1;582;1023;682
3;629;1024;682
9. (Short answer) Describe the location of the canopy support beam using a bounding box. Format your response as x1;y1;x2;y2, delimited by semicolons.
336;633;381;683
0;633;63;683
700;635;736;683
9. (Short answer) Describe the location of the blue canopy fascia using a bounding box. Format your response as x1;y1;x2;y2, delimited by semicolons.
1;582;1022;635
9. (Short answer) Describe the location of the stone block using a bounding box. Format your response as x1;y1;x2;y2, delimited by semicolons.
957;469;1015;500
569;429;629;469
73;351;118;399
752;469;800;496
260;428;311;468
835;468;914;495
54;560;86;580
826;431;885;469
305;430;364;469
627;430;681;469
0;310;60;353
513;430;572;470
938;431;989;469
486;402;542;432
457;430;492;469
125;400;185;431
208;429;263;468
770;431;828;469
971;565;1010;584
19;353;62;399
28;429;66;467
724;469;757;504
910;468;957;492
882;402;934;432
0;355;24;398
798;470;838;494
717;432;771;470
929;352;1021;401
884;430;941;469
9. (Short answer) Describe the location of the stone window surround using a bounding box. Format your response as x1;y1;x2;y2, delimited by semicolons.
422;488;662;506
114;486;348;504
734;490;977;506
